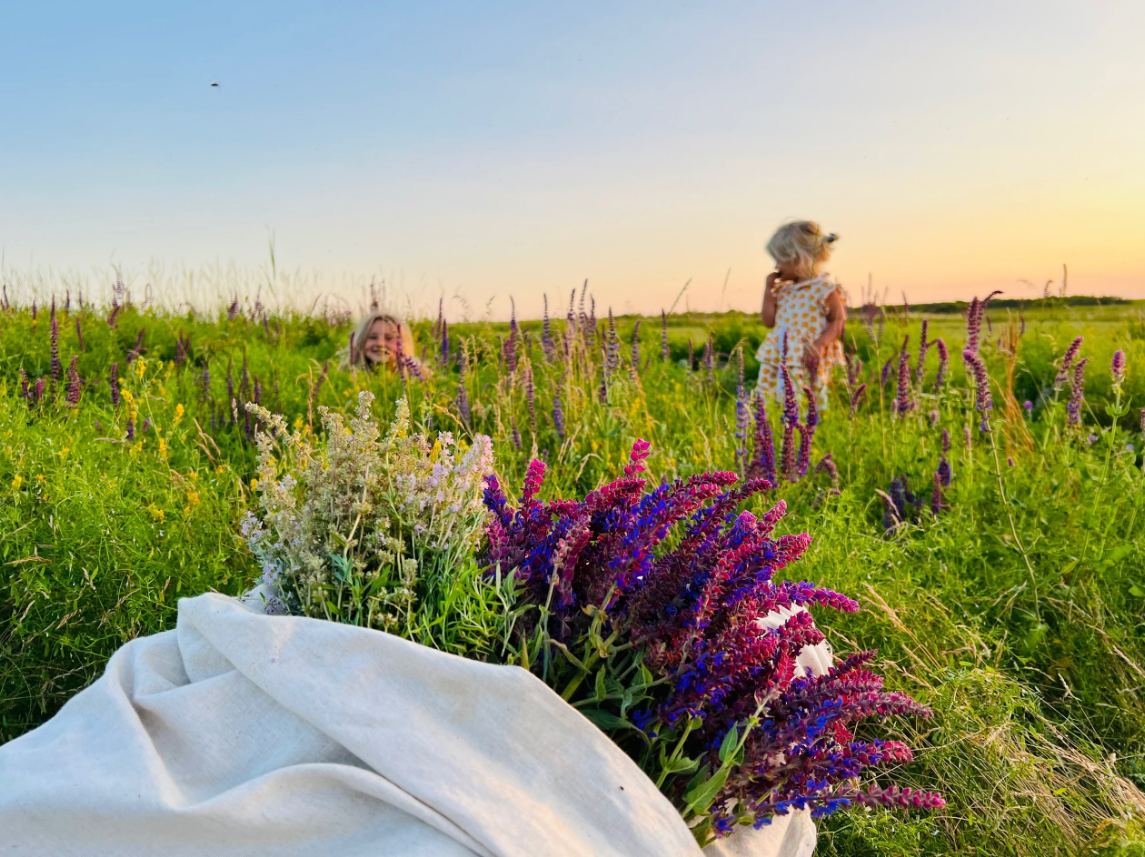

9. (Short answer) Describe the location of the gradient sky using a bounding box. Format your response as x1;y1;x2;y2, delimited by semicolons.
2;1;1144;318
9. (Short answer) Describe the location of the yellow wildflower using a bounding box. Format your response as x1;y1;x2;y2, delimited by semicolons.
187;491;200;507
158;438;168;459
250;478;259;491
147;504;165;522
11;475;23;490
173;404;185;427
36;474;45;483
134;358;147;379
293;416;304;430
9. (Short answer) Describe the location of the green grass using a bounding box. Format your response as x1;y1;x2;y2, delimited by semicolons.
2;296;1145;855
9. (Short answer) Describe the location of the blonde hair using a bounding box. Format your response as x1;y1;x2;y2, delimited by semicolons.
766;221;838;280
345;313;416;370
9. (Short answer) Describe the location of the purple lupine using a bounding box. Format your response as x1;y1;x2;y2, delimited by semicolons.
1067;357;1089;427
50;314;61;384
511;416;522;449
630;320;642;375
227;296;240;321
915;319;930;386
109;362;120;405
456;343;471;426
1054;336;1083;389
552;390;566;441
252;374;262;406
965;290;1002;356
587;295;597;350
962;349;993;432
814;453;839;485
441;318;451;366
66;356;81;406
780;365;799;481
18;368;30;399
525;362;537;435
75;316;85;352
564;289;577;361
930;471;943;517
482;443;939;832
796;386;818;476
845;352;862;390
880;357;893;389
126;328;146;364
605;309;620;374
541;295;555;361
1112;349;1126;385
934;338;949;391
894;335;912;415
660;310;669;362
849;383;867;418
598;367;609;403
125;418;135;441
937;429;952;488
505;301;519;375
747;394;777;486
107;303;120;329
577;280;589;340
734;349;749;474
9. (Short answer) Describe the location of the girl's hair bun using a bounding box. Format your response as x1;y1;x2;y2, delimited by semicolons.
766;221;838;278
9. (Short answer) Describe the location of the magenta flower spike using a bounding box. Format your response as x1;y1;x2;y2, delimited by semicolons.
1067;357;1089;427
66;356;81;406
934;339;949;390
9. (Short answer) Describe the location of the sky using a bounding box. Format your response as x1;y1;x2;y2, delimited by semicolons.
2;1;1144;319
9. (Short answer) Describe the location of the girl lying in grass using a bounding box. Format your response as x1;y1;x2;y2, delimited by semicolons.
756;221;846;408
345;312;430;378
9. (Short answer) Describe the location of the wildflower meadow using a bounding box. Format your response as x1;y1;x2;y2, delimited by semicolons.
2;282;1145;854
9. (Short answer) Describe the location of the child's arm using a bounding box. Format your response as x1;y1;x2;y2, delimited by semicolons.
761;273;780;328
810;288;846;355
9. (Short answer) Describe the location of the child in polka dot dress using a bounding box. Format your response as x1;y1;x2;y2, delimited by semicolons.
755;221;847;409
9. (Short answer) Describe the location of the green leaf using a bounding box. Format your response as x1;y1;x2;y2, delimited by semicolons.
579;708;637;733
683;766;731;815
718;725;739;764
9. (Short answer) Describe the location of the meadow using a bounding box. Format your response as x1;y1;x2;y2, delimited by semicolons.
2;285;1145;855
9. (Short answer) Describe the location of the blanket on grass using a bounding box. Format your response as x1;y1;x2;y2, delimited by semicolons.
0;593;816;856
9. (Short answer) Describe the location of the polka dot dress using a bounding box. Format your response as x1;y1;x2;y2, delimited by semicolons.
754;275;845;409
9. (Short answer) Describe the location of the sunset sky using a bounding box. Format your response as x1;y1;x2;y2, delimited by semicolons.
2;2;1143;318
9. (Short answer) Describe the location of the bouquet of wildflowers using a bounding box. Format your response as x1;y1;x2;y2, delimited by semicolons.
483;440;944;844
243;393;497;650
243;397;942;845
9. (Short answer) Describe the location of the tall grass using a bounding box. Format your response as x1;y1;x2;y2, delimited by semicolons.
1;291;1144;855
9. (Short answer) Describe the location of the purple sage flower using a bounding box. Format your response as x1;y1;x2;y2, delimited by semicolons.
660;310;669;362
110;363;120;406
125;418;135;441
934;338;949;391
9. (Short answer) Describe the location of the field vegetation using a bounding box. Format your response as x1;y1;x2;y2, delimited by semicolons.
2;283;1145;854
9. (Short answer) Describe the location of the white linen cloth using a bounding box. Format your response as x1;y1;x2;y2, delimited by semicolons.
0;593;819;856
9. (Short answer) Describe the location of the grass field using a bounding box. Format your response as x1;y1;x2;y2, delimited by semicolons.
2;290;1145;855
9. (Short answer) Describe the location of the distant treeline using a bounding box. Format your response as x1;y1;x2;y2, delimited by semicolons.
851;295;1132;314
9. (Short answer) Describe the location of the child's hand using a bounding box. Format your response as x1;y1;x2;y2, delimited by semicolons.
765;272;779;292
